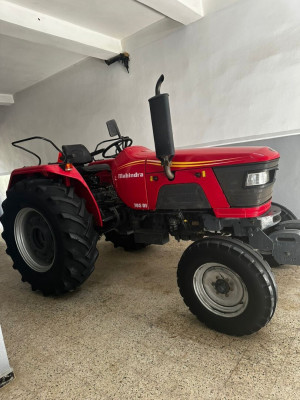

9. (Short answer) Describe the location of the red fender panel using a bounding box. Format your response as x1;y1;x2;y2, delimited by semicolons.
8;164;103;226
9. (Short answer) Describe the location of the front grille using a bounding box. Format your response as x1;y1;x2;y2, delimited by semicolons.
213;159;279;207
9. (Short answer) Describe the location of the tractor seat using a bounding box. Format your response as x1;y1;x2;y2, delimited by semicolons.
78;164;111;174
62;144;111;174
62;144;92;165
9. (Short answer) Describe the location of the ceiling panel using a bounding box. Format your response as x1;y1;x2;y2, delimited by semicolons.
8;0;164;39
0;34;85;94
0;0;240;97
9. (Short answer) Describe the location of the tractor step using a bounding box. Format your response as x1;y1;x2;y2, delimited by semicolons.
134;229;169;245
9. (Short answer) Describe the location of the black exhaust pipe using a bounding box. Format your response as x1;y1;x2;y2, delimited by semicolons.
148;75;175;180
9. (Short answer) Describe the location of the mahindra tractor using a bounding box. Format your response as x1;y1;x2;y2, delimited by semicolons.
1;75;300;336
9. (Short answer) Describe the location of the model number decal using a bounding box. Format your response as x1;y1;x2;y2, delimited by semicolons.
118;172;144;179
134;203;148;209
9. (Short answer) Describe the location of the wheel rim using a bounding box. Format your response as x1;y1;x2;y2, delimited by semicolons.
14;207;55;272
193;263;248;317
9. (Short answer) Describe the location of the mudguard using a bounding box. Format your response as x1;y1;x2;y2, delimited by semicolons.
8;164;102;226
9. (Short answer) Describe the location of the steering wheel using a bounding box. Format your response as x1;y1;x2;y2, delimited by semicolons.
102;137;133;158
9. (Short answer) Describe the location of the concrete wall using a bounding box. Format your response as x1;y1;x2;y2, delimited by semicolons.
2;0;300;166
1;0;300;214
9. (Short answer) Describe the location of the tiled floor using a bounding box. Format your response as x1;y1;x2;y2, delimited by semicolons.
0;237;299;400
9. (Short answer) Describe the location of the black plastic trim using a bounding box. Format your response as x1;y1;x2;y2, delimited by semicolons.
213;159;279;207
156;183;211;210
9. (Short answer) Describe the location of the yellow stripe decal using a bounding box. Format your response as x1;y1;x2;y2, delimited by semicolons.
117;157;244;171
148;159;242;168
117;160;145;170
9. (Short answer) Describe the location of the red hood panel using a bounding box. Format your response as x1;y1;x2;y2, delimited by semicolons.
132;146;279;173
171;146;279;163
113;146;279;173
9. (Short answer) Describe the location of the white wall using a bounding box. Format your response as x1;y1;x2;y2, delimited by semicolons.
1;0;300;198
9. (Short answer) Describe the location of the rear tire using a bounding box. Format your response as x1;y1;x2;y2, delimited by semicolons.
177;237;277;336
272;202;297;221
1;179;99;295
105;230;148;251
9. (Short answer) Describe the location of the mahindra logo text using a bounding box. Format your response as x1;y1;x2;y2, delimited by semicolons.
118;172;144;179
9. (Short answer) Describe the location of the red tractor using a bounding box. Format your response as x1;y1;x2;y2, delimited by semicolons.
1;75;299;336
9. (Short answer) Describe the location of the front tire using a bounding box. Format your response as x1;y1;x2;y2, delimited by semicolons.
1;179;99;295
177;237;277;336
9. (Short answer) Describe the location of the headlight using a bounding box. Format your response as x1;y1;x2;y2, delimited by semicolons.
246;171;270;186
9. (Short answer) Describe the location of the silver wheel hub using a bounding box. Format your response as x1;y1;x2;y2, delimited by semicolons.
14;207;55;273
193;263;248;317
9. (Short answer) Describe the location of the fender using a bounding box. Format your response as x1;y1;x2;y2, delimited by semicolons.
8;164;103;226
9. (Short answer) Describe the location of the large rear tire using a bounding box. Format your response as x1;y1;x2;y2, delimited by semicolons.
1;179;99;295
177;237;277;336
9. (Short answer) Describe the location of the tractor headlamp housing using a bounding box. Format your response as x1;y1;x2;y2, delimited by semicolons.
213;159;278;207
246;171;270;187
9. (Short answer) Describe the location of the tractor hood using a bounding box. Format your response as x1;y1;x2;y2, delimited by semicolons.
145;146;280;173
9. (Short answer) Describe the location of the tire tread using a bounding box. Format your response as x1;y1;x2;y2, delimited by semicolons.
177;237;277;336
1;178;99;295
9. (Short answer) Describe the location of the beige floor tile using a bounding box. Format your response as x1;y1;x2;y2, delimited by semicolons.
0;238;300;400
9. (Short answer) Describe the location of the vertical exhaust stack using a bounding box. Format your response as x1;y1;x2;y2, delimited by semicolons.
148;75;175;180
